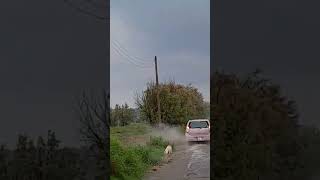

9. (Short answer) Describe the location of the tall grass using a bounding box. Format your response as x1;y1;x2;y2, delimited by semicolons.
111;123;151;137
110;135;169;180
147;136;169;148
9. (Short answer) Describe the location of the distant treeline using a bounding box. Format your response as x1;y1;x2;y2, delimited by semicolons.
0;130;98;180
110;103;137;126
0;89;110;180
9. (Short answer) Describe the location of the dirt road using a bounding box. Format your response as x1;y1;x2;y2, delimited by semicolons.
144;141;210;180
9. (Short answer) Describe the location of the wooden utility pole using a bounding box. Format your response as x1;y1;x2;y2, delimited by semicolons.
155;56;161;124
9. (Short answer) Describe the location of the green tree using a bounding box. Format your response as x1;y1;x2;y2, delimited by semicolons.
111;103;135;126
136;81;206;125
111;104;121;126
212;70;302;180
203;101;210;119
121;103;134;126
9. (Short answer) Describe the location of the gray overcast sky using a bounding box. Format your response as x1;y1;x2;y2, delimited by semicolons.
110;0;210;108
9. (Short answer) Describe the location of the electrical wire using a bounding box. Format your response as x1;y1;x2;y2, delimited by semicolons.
111;44;153;69
63;0;154;69
63;0;109;20
111;41;153;68
82;0;109;9
112;40;152;64
111;47;152;69
111;40;153;66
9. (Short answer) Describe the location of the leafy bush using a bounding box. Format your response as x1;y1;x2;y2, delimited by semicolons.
146;147;163;165
111;137;146;179
212;70;301;180
111;136;167;179
131;145;163;166
147;136;169;148
136;81;207;125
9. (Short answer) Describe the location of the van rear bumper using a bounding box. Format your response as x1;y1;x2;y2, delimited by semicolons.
185;133;210;142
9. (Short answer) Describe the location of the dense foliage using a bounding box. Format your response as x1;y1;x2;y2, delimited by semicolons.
211;70;320;180
211;71;301;180
0;131;87;180
110;135;168;180
136;81;208;125
111;103;135;126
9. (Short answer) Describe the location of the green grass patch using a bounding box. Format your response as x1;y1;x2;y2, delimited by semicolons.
110;132;170;180
111;123;151;138
111;123;152;146
147;136;169;148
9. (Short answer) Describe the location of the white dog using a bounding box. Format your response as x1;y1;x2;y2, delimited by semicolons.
164;145;173;155
163;145;173;163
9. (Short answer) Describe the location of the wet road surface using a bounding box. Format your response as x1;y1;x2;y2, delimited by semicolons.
144;141;210;180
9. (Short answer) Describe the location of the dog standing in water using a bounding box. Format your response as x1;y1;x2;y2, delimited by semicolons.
163;145;173;163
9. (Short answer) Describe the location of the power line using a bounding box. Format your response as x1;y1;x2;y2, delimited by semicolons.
111;45;152;68
64;0;153;69
111;47;152;69
111;41;153;68
112;39;152;62
111;40;153;65
111;44;153;69
81;0;109;9
63;0;109;21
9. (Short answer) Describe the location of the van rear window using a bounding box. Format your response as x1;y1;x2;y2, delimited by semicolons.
188;121;209;128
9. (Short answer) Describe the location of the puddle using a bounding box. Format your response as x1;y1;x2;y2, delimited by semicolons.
184;144;210;179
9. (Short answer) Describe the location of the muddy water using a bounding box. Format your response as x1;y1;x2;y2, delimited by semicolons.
144;142;210;180
184;143;210;179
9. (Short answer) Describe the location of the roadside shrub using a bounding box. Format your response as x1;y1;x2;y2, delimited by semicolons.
111;136;167;179
110;137;145;179
122;146;146;178
132;145;150;164
147;147;164;165
147;136;169;148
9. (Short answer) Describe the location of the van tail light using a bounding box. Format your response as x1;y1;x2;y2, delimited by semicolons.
186;126;189;133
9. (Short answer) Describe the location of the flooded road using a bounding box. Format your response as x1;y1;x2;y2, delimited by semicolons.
185;143;210;179
144;141;210;180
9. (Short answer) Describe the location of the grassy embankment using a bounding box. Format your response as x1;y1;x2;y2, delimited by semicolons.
110;123;170;180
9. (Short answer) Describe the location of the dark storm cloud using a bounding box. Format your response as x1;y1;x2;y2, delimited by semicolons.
0;0;109;147
214;0;320;126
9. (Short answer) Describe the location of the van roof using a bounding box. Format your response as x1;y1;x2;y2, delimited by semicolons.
188;119;209;122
